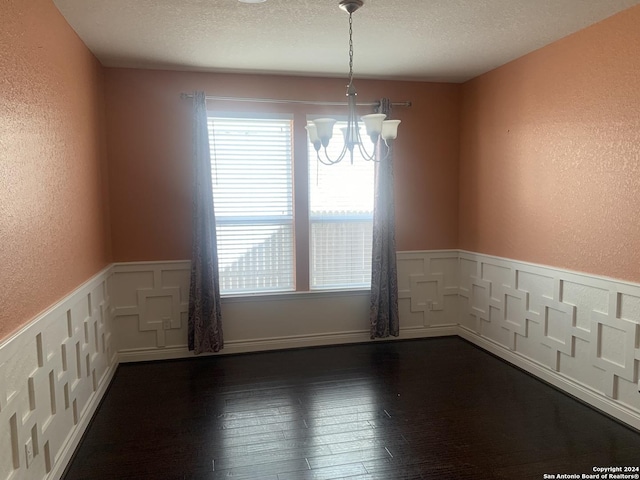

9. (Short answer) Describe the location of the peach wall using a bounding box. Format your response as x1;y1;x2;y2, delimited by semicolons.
459;6;640;282
0;0;110;340
104;69;460;262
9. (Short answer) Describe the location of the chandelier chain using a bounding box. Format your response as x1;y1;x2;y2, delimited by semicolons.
348;12;354;85
306;0;402;165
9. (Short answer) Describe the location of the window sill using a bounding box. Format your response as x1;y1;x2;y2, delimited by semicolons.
220;288;371;304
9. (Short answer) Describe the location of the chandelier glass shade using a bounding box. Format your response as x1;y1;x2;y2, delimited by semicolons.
306;0;400;165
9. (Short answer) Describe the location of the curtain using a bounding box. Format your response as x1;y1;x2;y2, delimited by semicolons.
369;98;400;338
188;91;224;354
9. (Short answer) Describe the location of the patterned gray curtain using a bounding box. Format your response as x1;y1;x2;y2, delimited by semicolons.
188;91;224;354
370;98;400;338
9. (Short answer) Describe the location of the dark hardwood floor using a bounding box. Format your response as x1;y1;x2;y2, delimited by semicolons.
63;337;640;480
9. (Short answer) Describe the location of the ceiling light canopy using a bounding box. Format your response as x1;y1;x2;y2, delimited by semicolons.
306;0;400;165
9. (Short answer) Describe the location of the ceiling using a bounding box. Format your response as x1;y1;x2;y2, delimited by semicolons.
53;0;640;83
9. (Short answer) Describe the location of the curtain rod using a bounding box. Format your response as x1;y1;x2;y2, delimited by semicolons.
179;92;411;108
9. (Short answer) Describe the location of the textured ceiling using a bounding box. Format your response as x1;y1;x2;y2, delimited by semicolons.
53;0;640;82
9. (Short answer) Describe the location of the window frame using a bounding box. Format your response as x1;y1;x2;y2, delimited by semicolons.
205;107;375;297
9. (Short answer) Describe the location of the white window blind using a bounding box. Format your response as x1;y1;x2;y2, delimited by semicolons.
308;120;375;290
207;115;294;294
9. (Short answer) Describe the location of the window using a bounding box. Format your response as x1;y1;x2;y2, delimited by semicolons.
207;113;375;295
207;115;294;294
308;121;375;289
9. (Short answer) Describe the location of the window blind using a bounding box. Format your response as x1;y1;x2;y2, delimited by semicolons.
308;120;375;289
208;116;294;294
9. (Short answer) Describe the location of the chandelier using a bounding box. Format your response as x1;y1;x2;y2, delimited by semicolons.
306;0;401;165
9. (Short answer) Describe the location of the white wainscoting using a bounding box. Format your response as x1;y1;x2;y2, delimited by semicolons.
111;251;460;362
458;251;640;430
4;249;639;480
0;267;116;480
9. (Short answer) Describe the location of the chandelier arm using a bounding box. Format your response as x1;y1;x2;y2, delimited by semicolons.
379;142;393;162
317;141;349;165
382;142;393;162
356;141;379;162
352;127;378;162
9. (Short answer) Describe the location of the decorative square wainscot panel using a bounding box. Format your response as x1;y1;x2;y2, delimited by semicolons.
397;251;459;330
591;290;640;399
111;262;191;351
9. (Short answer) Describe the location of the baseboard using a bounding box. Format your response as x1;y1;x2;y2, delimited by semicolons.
458;326;640;431
119;321;639;431
118;325;459;362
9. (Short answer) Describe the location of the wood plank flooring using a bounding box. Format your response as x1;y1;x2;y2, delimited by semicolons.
63;337;640;479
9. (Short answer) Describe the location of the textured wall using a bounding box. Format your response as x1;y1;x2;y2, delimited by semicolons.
104;69;460;262
459;6;640;282
0;0;110;341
